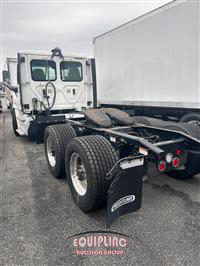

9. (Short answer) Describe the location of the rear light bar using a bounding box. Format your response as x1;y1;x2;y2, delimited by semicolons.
158;149;185;172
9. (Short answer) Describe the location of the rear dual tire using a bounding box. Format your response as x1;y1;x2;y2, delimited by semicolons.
44;124;77;178
45;126;119;212
179;113;200;124
44;123;119;211
163;122;200;180
65;135;118;212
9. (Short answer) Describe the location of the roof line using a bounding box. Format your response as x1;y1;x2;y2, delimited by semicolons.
93;0;185;42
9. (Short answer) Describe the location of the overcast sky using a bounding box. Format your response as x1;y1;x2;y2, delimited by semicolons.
1;0;172;79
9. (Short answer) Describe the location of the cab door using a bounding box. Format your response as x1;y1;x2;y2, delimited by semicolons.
54;58;87;111
19;54;58;113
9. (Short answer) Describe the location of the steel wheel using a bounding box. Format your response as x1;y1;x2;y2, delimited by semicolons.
46;135;56;167
70;152;87;196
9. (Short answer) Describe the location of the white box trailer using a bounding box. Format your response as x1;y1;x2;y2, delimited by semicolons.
94;0;200;122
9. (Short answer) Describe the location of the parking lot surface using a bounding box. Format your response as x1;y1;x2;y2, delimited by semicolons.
1;105;200;266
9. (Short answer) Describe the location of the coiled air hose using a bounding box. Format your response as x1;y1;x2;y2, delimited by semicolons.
43;81;56;114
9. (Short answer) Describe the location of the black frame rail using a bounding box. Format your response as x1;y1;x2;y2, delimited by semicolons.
66;119;200;158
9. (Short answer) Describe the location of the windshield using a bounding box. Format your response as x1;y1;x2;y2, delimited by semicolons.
31;60;57;81
60;61;83;82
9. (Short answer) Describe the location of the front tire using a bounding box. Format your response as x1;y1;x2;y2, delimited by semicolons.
65;135;118;212
44;124;77;178
11;109;20;136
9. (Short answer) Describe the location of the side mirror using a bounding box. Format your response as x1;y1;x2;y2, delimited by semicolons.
10;86;18;93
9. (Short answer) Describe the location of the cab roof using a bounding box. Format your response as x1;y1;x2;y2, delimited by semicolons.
19;50;87;60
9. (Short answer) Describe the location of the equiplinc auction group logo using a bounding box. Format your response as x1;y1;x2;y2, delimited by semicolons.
68;230;131;256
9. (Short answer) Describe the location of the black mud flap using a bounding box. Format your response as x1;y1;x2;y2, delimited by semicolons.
106;156;145;228
29;115;66;144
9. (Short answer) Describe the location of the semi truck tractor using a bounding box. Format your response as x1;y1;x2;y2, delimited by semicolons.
94;0;200;123
3;0;200;226
3;48;95;140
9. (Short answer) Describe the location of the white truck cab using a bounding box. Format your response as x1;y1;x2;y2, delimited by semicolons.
4;48;95;140
18;50;93;113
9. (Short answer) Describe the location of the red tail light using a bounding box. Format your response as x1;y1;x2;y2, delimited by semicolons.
172;157;180;168
158;161;166;172
176;150;181;156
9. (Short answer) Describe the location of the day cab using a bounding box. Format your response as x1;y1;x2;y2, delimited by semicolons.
4;49;95;138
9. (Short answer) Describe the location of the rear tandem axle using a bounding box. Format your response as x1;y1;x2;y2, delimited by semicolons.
43;108;200;226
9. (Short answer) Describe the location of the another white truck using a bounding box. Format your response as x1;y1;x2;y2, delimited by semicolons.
3;58;18;109
94;0;200;123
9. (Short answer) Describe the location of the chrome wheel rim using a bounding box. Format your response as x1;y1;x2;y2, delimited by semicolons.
47;136;56;167
70;153;87;196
